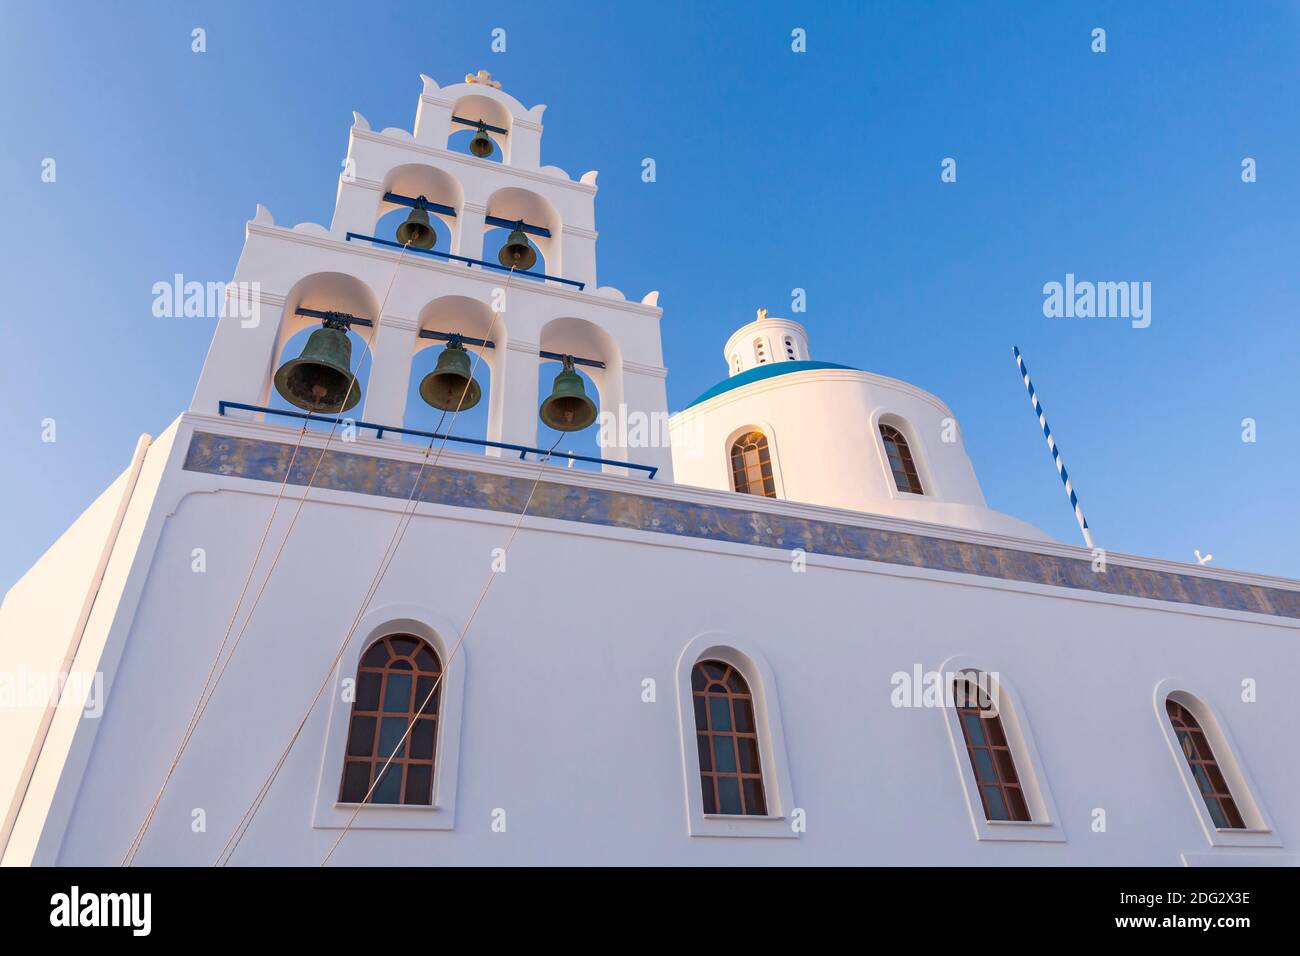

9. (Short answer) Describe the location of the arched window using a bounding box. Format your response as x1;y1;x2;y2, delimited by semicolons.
731;353;742;374
1166;699;1245;829
783;335;797;360
692;660;766;815
753;337;769;364
880;423;924;494
730;431;777;497
340;635;442;806
953;678;1030;822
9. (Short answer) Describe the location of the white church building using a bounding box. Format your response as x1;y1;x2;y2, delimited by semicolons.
2;73;1296;866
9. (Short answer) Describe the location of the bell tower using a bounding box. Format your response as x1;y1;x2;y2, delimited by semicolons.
189;71;672;479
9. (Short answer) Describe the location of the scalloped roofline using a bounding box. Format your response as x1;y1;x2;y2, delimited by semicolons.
419;73;546;127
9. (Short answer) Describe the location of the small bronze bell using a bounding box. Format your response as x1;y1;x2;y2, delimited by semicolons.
396;197;436;249
418;337;482;412
274;322;361;413
498;221;537;271
469;122;493;158
539;356;597;432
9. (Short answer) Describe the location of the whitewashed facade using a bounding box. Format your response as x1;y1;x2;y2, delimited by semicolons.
2;75;1297;866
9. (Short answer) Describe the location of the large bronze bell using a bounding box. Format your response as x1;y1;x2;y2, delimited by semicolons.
498;221;537;271
469;122;493;158
396;197;436;249
274;324;361;413
539;356;597;432
418;337;482;412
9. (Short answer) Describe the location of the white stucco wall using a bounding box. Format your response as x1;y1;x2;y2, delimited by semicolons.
8;414;1296;866
670;366;1050;541
0;434;158;853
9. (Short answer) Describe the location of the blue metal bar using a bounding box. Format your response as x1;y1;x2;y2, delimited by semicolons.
296;307;374;328
418;330;496;348
451;114;508;135
382;192;457;218
297;302;602;366
345;232;584;290
382;190;551;238
216;401;657;479
483;214;551;239
297;308;497;349
539;350;604;370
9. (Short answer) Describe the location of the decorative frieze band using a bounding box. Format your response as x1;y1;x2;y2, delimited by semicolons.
181;431;1300;621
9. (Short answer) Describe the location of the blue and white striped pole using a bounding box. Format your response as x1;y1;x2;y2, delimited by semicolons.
1012;346;1094;549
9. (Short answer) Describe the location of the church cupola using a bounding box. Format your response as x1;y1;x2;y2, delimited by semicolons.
670;314;1051;542
723;309;810;375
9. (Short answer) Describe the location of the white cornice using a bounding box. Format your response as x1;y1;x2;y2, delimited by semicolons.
248;289;286;308
623;360;668;379
377;314;419;332
350;184;597;239
244;223;662;318
419;92;544;132
351;128;592;194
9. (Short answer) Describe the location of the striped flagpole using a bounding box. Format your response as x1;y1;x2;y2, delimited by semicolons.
1012;346;1094;549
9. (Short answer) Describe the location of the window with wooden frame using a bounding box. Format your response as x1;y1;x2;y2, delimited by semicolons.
953;678;1030;822
730;431;777;497
880;423;924;494
339;635;441;806
1166;699;1246;829
692;660;766;816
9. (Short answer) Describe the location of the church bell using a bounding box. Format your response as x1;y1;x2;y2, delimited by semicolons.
469;122;493;158
498;221;537;271
273;322;361;413
396;197;436;249
418;337;482;412
539;356;598;432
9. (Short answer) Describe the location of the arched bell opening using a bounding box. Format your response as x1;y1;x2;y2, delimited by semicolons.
482;225;544;280
483;186;560;281
403;346;493;447
402;295;502;450
377;164;464;252
447;93;512;162
265;272;381;429
376;206;453;253
536;316;622;472
448;126;503;163
534;358;602;469
267;323;373;433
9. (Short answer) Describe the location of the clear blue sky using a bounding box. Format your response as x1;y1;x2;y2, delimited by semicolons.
3;1;1298;592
